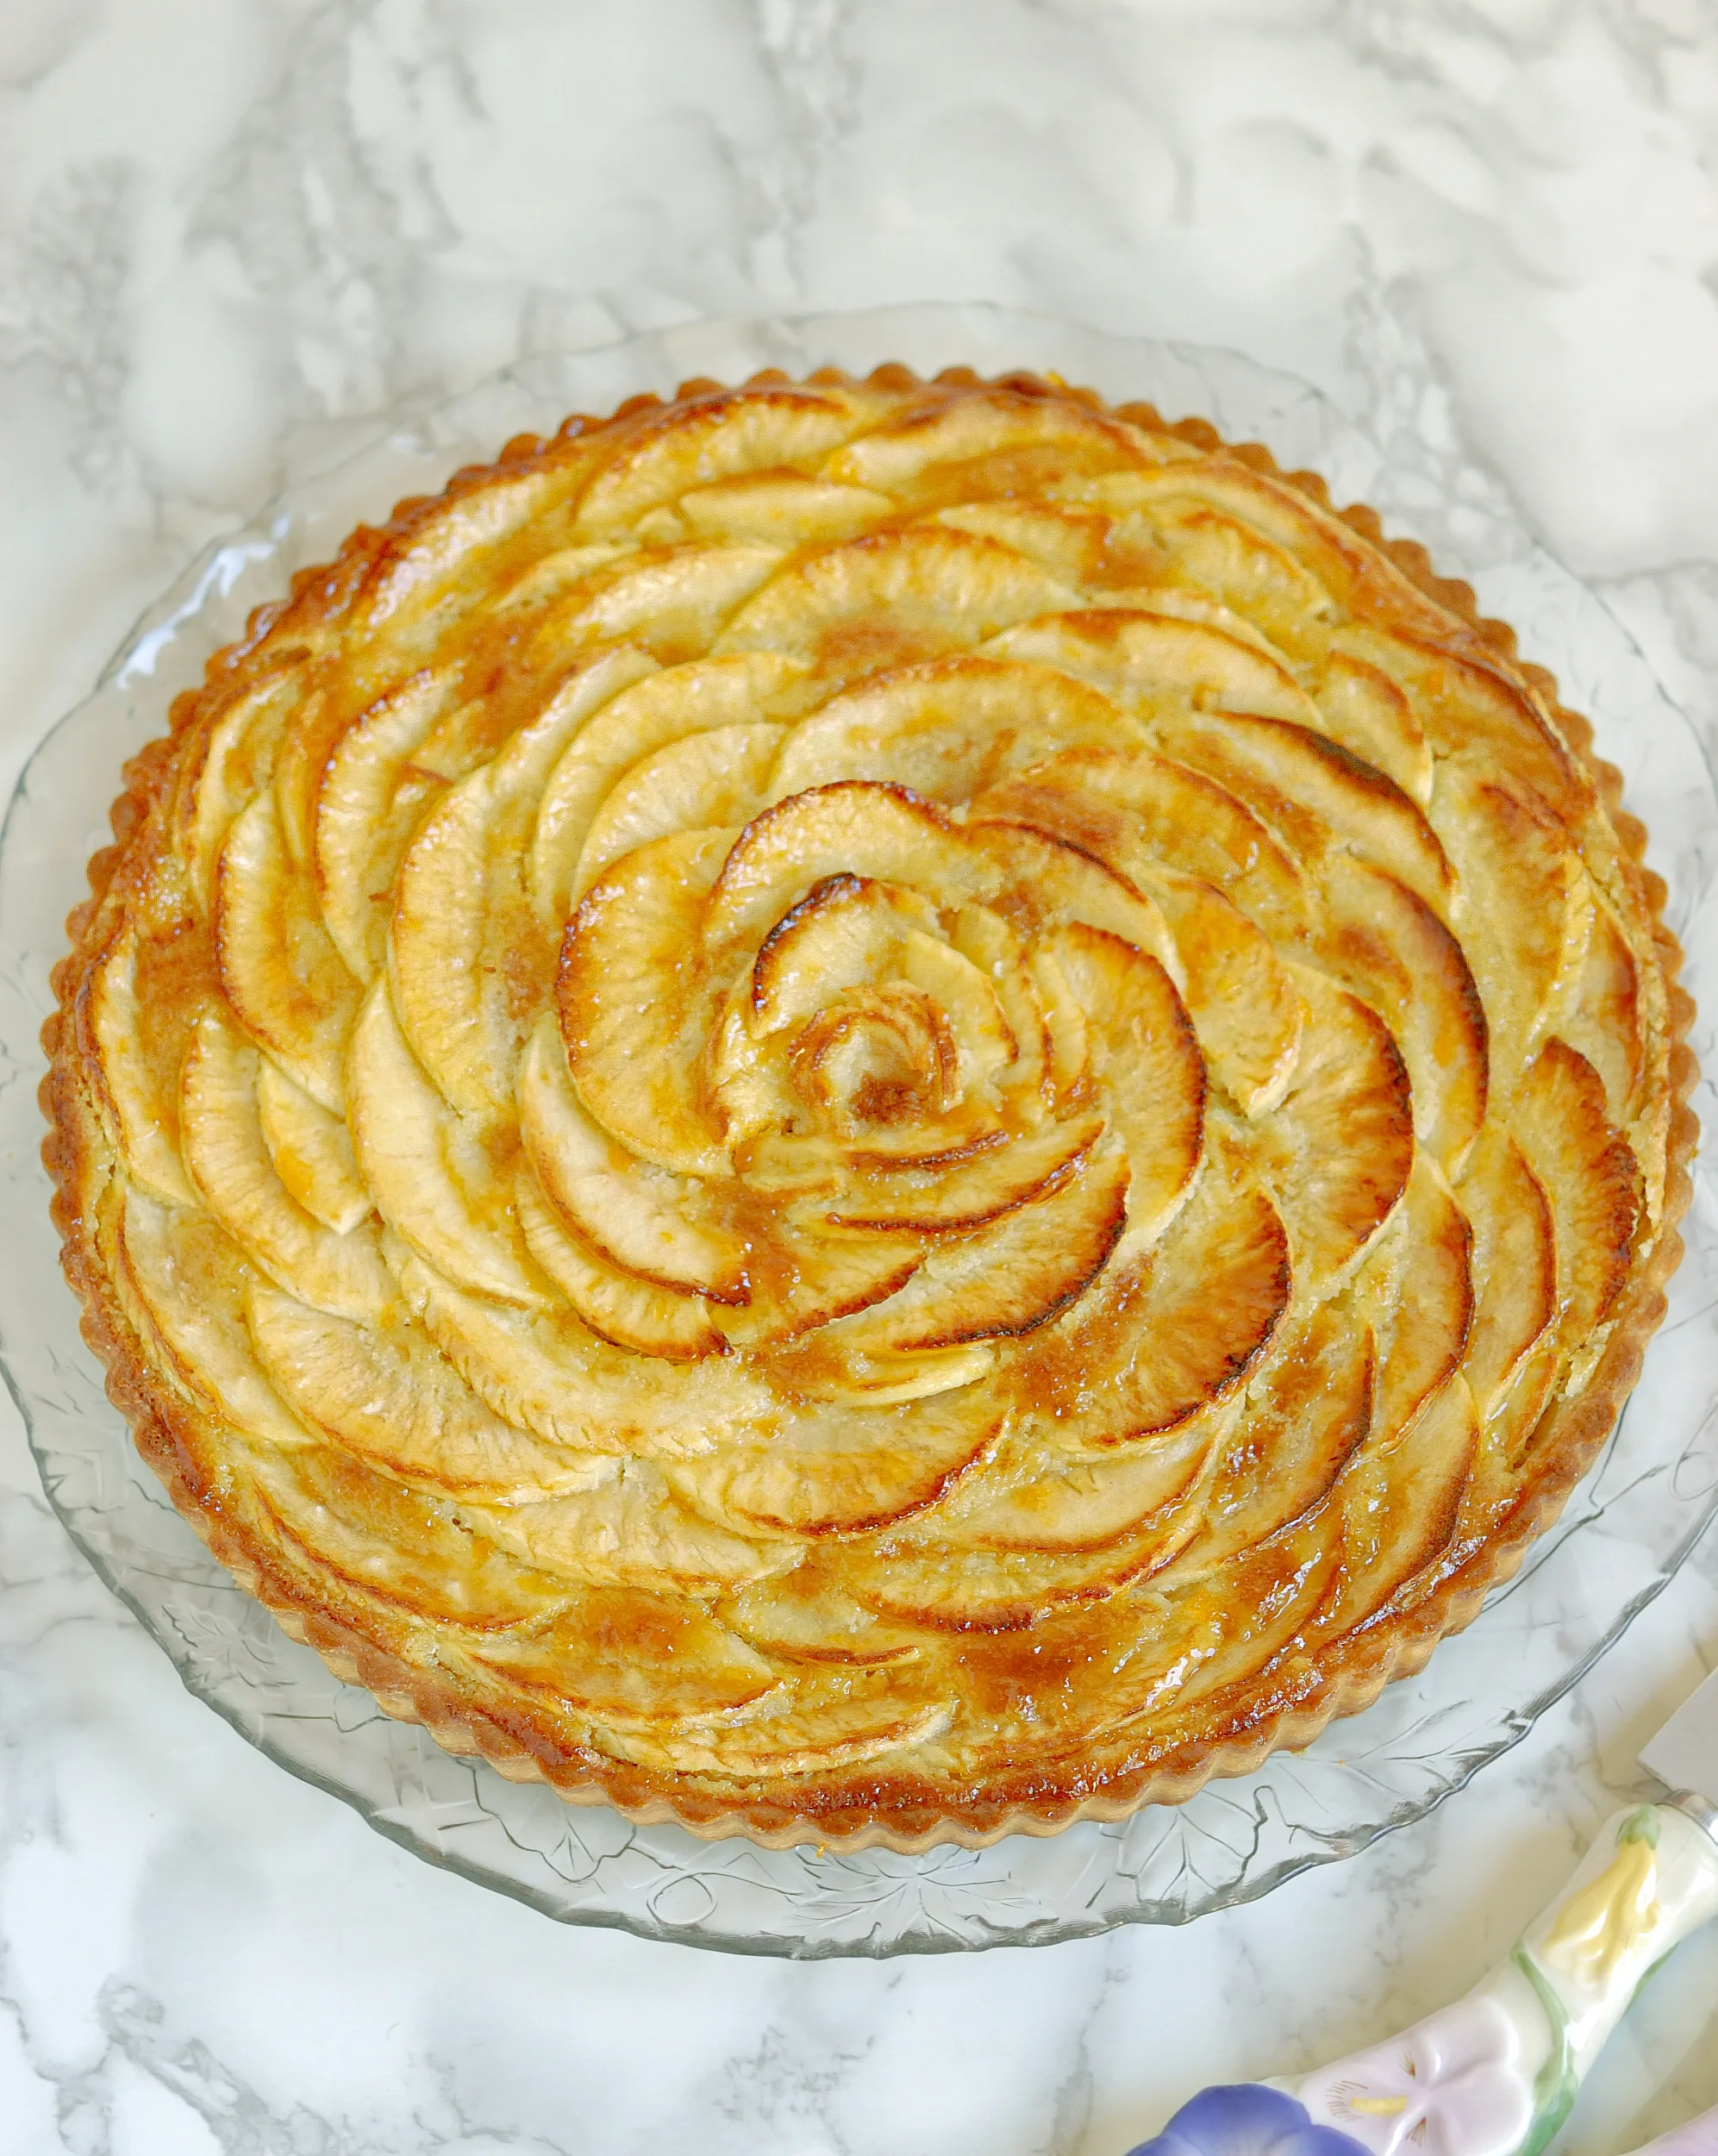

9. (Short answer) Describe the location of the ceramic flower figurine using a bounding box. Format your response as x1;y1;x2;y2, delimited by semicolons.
1124;2083;1368;2156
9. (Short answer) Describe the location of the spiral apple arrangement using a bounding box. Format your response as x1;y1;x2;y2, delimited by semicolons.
53;371;1682;1840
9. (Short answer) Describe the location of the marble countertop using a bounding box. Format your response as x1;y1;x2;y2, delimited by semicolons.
3;3;1718;2151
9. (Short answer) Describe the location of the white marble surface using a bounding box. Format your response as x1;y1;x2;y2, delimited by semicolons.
3;3;1718;2151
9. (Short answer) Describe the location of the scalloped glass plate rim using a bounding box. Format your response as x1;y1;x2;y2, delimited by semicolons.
3;302;1715;1959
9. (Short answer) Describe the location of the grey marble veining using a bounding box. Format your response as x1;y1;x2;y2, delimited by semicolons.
3;2;1718;2151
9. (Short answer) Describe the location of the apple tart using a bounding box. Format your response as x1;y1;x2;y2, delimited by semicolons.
46;368;1694;1848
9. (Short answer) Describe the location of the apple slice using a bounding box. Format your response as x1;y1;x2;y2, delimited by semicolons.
826;1115;1103;1233
934;500;1118;587
181;1010;392;1323
548;542;783;663
1140;497;1334;656
1334;623;1590;826
468;1588;779;1727
1366;1153;1475;1444
390;645;654;1122
178;662;308;916
748;872;939;1036
459;1459;784;1592
1257;968;1415;1288
1052;922;1205;1241
825;384;1152;506
1440;771;1591;1085
1019;1166;1289;1449
395;1244;777;1460
1146;870;1303;1115
1313;646;1433;805
1457;1122;1556;1416
490;541;634;616
575;384;875;534
1316;857;1489;1174
918;1412;1217;1554
311;666;463;979
1153;709;1453;919
679;471;896;546
116;1186;313;1456
770;654;1144;806
1174;1303;1373;1571
722;1559;925;1665
558;827;734;1176
968;819;1183;982
518;1015;746;1300
600;1665;949;1781
763;1341;996;1406
824;1145;1129;1353
1562;897;1647;1127
530;652;804;931
246;1279;601;1500
247;1440;577;1630
847;1520;1178;1631
1513;1037;1644;1340
668;1387;997;1535
516;1172;727;1360
703;780;991;955
573;721;786;897
1303;1373;1479;1644
347;980;548;1307
254;1058;372;1234
715;526;1078;681
986;606;1316;725
78;925;198;1205
215;789;360;1110
971;745;1311;943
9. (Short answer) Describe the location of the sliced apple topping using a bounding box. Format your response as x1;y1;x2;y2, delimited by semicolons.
971;745;1310;942
1513;1038;1644;1341
247;1440;577;1629
715;526;1078;682
180;663;309;916
678;472;896;546
1051;922;1205;1242
469;1588;778;1728
518;1015;746;1300
548;542;783;663
847;1523;1176;1632
181;1011;392;1323
1437;770;1592;1082
824;1145;1130;1354
1142;497;1336;657
574;722;786;897
1457;1122;1556;1416
1562;897;1647;1127
826;1115;1102;1233
749;872;938;1034
670;1388;997;1536
347;980;548;1307
1313;647;1433;805
247;1280;600;1500
703;780;991;954
79;925;198;1205
530;652;804;930
390;646;651;1122
1153;709;1453;919
825;384;1152;506
1146;871;1303;1115
462;1461;785;1592
918;1414;1217;1555
1365;1154;1474;1443
602;1665;949;1781
515;1172;728;1361
254;1058;372;1234
1316;857;1488;1174
575;385;874;534
215;790;361;1110
558;827;734;1176
1019;1170;1290;1450
987;606;1316;726
1256;969;1415;1288
969;820;1183;981
311;666;463;979
116;1187;314;1455
771;654;1144;806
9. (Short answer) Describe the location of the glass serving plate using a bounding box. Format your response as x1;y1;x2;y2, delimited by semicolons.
4;303;1715;1959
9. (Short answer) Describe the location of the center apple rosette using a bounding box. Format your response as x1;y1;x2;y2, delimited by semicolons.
53;371;1681;1844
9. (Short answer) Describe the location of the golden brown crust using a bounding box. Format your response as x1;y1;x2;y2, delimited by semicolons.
44;365;1696;1851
